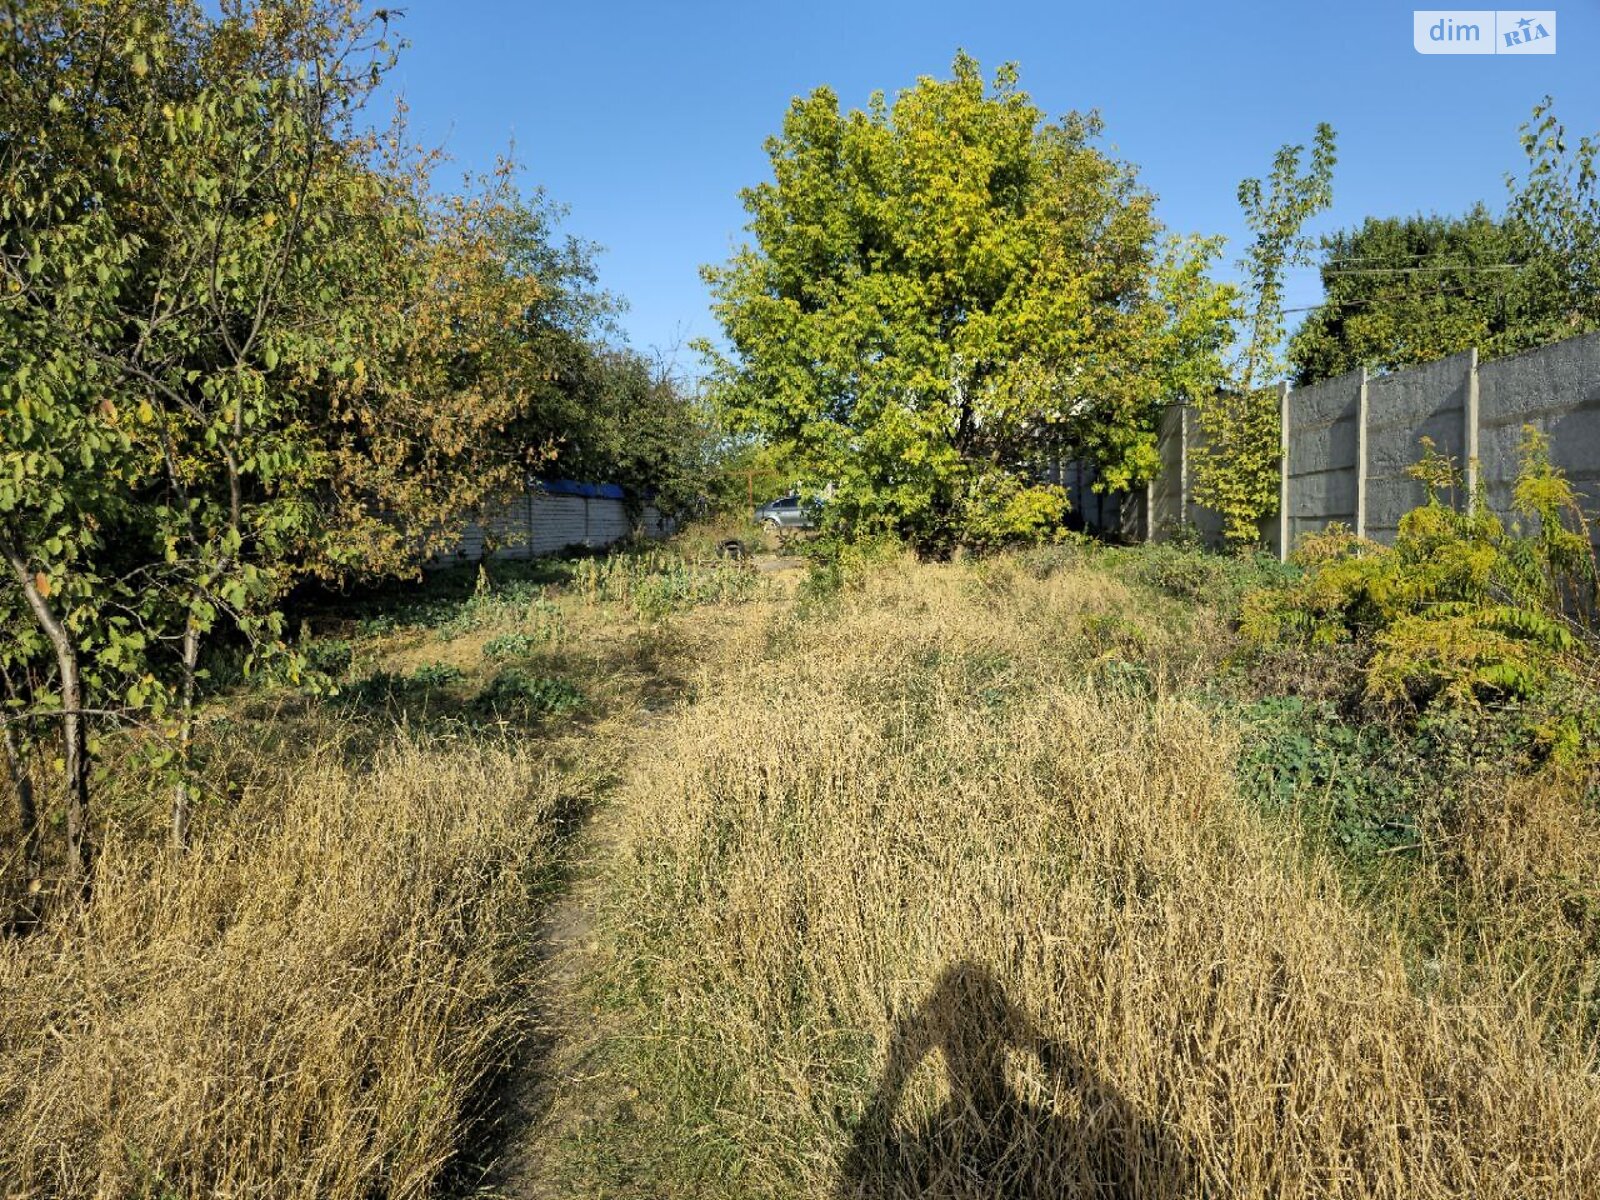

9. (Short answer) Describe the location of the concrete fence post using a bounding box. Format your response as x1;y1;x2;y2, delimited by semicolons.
1356;367;1370;541
1278;381;1292;562
1465;347;1481;510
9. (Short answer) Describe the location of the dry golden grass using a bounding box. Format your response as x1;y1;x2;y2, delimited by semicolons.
0;738;581;1198
553;555;1600;1197
0;540;777;1199
3;544;1596;1198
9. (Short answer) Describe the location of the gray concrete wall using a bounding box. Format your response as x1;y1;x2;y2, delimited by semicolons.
1284;369;1361;549
1144;402;1228;547
1479;332;1600;530
1276;332;1600;556
1075;332;1600;558
1148;404;1186;539
1364;351;1472;541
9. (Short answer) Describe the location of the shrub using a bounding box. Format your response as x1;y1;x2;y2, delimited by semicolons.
302;639;355;679
335;664;465;713
483;631;542;661
1240;431;1595;735
1237;695;1428;858
476;668;584;719
1129;542;1283;609
798;532;906;603
408;663;466;689
954;470;1071;552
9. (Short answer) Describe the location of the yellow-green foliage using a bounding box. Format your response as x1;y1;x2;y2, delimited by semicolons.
1191;385;1284;546
955;470;1071;551
1242;430;1594;717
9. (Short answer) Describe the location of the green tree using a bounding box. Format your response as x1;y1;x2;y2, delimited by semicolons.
2;0;183;875
1289;100;1598;388
1287;208;1540;384
1192;124;1337;546
699;53;1233;550
1505;98;1599;341
561;348;719;519
314;155;607;578
1;1;573;866
110;3;406;848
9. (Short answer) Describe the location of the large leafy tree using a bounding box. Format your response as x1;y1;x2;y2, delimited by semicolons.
699;53;1233;549
1287;208;1535;384
556;348;719;519
313;156;608;578
3;0;419;860
1;0;613;874
2;0;197;874
1508;98;1600;342
1289;100;1598;387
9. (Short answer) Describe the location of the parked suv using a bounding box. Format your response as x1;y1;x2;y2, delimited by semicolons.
753;494;817;531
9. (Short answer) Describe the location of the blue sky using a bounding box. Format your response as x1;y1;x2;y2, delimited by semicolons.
382;2;1600;368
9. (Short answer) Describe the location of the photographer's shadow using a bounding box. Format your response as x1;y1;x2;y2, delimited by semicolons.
836;963;1192;1199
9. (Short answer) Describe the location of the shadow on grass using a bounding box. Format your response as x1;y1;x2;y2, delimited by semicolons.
837;963;1192;1200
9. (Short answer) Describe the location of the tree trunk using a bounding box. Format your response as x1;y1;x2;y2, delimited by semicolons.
2;720;39;885
172;619;200;851
0;536;92;884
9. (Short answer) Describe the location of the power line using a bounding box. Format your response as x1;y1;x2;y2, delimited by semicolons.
1321;263;1523;277
1322;247;1510;267
1282;280;1498;315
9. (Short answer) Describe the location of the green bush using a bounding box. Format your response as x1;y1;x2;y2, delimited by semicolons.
302;639;354;678
475;669;584;718
797;532;904;604
1237;696;1426;858
954;469;1071;551
483;630;556;661
335;663;464;713
1240;430;1595;739
408;663;465;689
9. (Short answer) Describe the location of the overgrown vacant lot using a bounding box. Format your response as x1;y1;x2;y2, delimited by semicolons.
0;547;767;1197
538;546;1600;1198
3;538;1598;1198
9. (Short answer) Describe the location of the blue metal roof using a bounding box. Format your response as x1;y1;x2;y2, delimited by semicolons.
536;478;627;500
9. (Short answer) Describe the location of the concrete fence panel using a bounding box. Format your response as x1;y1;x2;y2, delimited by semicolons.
1479;332;1600;528
1148;403;1186;539
1364;350;1473;541
1274;332;1600;558
1284;368;1362;549
586;499;634;546
1057;333;1600;557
